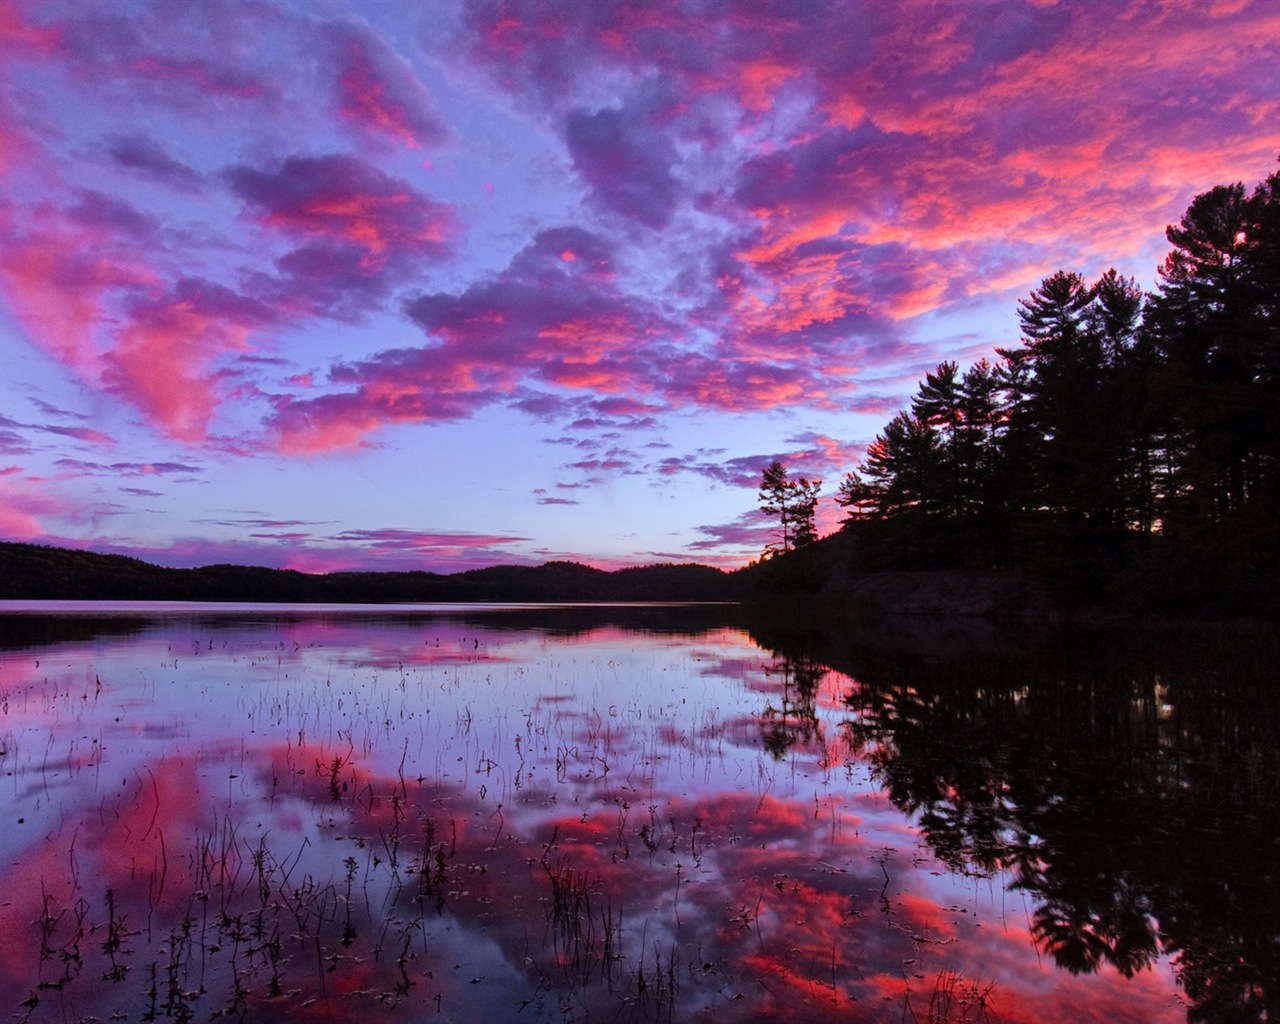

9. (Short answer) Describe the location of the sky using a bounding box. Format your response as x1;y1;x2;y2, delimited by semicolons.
1;0;1278;574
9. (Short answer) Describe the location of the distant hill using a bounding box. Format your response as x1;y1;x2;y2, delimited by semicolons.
9;533;1266;617
0;541;738;603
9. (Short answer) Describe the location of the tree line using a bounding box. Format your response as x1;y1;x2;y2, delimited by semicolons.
760;164;1280;600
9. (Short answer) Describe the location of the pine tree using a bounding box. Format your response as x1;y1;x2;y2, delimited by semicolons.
834;469;875;521
790;477;821;548
758;460;822;554
758;460;794;555
1146;183;1260;530
911;361;964;516
863;412;939;519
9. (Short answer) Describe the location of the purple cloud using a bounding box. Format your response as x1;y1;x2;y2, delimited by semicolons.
320;20;451;149
196;517;331;530
105;133;202;190
0;411;116;449
225;153;458;263
265;226;678;452
565;104;679;228
53;458;203;477
655;435;862;489
56;4;278;107
330;527;532;555
67;190;163;243
686;511;774;553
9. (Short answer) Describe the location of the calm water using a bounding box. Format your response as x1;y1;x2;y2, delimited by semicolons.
0;602;1275;1023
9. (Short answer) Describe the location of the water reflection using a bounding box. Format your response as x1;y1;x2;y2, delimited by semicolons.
748;614;1280;1023
2;603;1269;1022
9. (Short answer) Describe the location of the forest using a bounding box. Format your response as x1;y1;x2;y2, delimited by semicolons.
761;165;1280;613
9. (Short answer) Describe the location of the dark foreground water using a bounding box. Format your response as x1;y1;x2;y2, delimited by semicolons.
0;602;1275;1023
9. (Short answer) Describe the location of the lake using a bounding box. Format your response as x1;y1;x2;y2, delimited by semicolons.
0;602;1275;1023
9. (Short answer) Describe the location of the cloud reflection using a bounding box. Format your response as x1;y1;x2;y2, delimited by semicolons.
0;610;1184;1021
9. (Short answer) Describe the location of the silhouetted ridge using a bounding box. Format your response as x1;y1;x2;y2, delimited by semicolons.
0;542;736;603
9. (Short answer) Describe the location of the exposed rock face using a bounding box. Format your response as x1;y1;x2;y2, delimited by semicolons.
840;570;1053;618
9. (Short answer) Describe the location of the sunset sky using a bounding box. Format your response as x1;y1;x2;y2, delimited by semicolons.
1;0;1278;573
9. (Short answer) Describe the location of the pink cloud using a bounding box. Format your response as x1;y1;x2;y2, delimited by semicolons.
265;200;913;451
458;2;723;106
0;476;86;538
738;56;800;114
783;432;866;476
455;0;1280;360
1;192;275;443
0;498;43;538
267;392;401;456
658;352;839;411
0;0;60;58
267;226;676;452
323;21;450;149
226;154;458;267
772;2;1279;293
0;216;156;374
103;280;272;442
451;7;955;383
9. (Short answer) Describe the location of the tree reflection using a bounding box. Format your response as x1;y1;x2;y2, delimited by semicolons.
760;650;825;759
748;616;1280;1024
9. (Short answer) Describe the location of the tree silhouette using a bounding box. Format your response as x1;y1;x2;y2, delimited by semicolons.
1145;179;1278;538
863;411;939;519
834;469;875;521
811;162;1280;605
758;460;821;555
